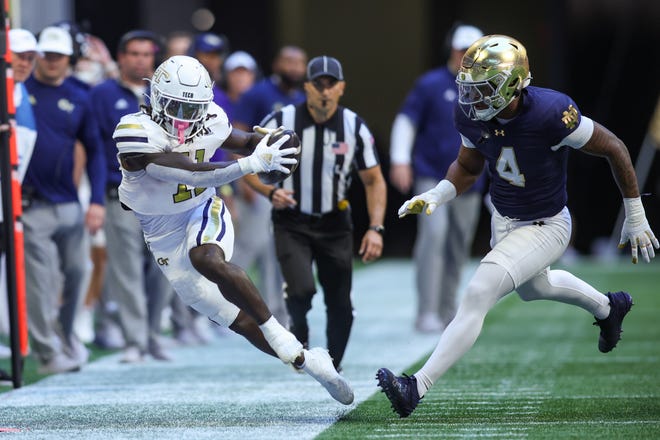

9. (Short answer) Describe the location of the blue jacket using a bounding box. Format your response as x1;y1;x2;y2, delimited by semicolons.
90;79;146;188
399;66;485;192
24;76;106;205
233;76;305;128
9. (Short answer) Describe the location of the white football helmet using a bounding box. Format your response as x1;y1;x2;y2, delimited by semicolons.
150;55;213;143
456;35;531;121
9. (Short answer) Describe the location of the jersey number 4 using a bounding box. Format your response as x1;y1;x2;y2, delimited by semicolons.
496;147;525;187
173;149;207;203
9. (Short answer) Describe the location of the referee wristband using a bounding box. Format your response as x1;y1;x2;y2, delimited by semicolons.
268;187;277;201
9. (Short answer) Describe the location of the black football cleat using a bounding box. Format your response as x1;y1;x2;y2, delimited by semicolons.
593;291;633;353
376;367;421;418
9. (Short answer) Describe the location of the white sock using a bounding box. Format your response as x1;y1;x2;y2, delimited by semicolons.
415;371;432;398
258;315;286;342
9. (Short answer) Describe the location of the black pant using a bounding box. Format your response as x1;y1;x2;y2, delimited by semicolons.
272;209;354;369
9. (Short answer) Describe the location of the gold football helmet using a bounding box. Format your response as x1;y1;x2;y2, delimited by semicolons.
456;35;531;121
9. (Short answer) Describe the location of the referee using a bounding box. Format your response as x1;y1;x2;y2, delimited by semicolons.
247;55;387;371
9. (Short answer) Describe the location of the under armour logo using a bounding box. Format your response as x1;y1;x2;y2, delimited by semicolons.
157;257;169;266
494;129;505;136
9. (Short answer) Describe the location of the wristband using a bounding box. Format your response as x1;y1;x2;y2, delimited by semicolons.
268;187;277;201
623;197;644;218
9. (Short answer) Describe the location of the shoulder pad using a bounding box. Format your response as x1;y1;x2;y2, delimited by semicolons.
206;102;231;129
113;112;169;154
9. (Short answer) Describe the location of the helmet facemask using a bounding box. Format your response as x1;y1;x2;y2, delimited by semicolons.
150;55;213;143
153;90;209;143
456;35;531;121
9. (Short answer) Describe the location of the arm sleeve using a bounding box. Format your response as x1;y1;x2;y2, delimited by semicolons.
145;161;246;187
389;113;416;165
78;97;108;205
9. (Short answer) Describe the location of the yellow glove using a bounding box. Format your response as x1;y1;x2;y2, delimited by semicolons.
398;180;457;218
398;197;437;218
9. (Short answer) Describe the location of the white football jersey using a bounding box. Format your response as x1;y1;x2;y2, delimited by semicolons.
113;102;232;215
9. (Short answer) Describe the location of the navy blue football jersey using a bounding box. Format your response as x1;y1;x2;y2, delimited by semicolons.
455;86;587;220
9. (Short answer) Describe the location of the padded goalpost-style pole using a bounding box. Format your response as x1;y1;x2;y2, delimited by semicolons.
0;0;27;389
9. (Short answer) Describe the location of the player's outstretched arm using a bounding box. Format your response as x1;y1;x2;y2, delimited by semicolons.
221;127;266;156
580;122;659;263
118;134;297;188
398;145;484;218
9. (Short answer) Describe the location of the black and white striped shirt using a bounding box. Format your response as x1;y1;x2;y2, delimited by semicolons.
260;103;380;215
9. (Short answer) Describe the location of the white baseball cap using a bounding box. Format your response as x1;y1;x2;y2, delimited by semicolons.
9;28;37;53
224;51;257;72
37;26;73;56
451;25;484;51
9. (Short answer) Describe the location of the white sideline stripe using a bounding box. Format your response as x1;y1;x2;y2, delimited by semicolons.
0;260;445;439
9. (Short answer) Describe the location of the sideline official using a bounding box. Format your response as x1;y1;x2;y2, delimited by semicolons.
248;55;387;371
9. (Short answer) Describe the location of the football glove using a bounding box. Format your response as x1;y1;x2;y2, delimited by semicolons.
237;133;298;174
618;197;659;263
398;179;457;218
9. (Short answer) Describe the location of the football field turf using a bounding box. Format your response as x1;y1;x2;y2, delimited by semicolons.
1;259;658;439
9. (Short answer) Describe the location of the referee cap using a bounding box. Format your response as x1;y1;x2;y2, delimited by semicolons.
307;55;343;81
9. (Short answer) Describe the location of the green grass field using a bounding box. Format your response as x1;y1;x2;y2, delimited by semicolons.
320;261;660;439
1;260;658;439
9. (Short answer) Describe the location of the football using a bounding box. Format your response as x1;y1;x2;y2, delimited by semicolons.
257;129;301;185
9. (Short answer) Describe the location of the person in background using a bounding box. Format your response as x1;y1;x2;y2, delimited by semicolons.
190;32;230;109
23;26;106;374
219;50;258;121
230;46;307;325
217;50;288;325
0;28;39;359
246;56;387;372
68;29;120;347
90;30;174;362
9;29;38;179
232;45;307;132
165;30;193;59
377;34;658;418
52;22;121;348
72;34;119;86
389;24;485;333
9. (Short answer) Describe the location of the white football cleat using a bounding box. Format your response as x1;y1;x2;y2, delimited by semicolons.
302;347;354;405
